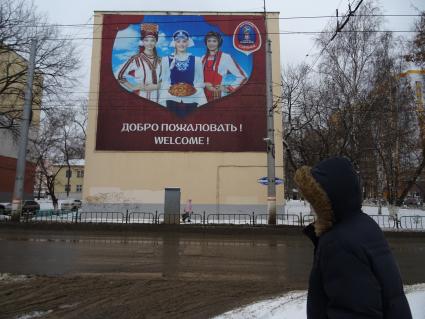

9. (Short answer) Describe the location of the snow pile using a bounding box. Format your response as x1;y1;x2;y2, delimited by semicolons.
214;284;425;319
284;200;425;231
214;291;307;319
405;284;425;319
0;214;11;220
0;273;31;282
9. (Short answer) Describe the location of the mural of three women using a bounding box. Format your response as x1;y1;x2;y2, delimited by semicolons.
117;24;247;117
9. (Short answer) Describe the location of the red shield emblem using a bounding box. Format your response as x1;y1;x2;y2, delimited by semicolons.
233;21;262;55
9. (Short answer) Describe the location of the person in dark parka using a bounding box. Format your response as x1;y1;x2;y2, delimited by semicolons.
294;157;412;319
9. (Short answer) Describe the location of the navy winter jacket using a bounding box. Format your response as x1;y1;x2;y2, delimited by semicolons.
295;157;412;319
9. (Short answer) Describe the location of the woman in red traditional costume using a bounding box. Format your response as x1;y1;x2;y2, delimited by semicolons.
117;24;162;103
202;31;247;102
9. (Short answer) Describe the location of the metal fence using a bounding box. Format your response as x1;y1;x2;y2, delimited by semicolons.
1;210;424;230
399;216;425;230
78;212;125;224
207;213;252;225
127;212;156;224
369;215;397;229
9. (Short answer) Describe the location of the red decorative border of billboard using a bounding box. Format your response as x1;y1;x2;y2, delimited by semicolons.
96;14;266;152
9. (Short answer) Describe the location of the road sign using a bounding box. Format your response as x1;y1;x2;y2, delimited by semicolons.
257;177;283;186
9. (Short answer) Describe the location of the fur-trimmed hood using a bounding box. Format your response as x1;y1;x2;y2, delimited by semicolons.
294;157;362;236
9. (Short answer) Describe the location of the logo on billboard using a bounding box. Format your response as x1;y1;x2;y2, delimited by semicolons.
233;21;262;55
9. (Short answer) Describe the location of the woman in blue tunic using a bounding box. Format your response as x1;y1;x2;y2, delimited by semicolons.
160;30;207;117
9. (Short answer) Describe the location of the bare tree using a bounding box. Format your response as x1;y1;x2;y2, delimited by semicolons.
30;113;63;209
281;1;422;204
0;0;80;133
313;2;385;164
56;106;86;197
281;63;314;170
406;11;425;68
30;103;86;208
368;34;417;205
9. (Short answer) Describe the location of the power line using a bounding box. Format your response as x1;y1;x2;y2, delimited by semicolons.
305;0;365;71
2;102;422;112
31;29;415;41
8;14;423;28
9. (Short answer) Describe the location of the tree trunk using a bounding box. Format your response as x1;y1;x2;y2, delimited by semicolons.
396;156;425;206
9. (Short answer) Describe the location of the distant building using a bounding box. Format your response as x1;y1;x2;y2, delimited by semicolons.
400;69;425;107
399;69;425;201
52;159;85;200
0;46;42;202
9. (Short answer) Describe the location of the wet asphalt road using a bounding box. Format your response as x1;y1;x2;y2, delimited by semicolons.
0;227;424;285
0;228;311;287
0;226;425;319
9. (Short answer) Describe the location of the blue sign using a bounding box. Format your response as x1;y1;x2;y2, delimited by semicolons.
257;177;284;186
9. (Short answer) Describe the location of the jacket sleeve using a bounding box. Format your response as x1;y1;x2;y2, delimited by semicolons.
319;240;383;319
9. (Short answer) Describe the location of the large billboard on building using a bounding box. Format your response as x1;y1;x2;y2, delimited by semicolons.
96;14;266;151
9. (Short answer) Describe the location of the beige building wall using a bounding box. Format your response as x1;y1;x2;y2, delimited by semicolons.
0;48;42;159
54;164;85;200
0;47;42;202
83;12;283;211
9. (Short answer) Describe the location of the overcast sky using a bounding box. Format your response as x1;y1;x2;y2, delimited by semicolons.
32;0;425;92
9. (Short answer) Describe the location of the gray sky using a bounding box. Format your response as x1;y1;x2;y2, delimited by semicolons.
32;0;425;92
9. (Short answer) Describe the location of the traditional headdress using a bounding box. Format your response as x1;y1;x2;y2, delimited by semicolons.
139;23;159;46
169;30;194;47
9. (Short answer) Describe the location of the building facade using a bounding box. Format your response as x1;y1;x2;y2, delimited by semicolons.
399;69;425;202
0;47;41;202
83;12;284;213
53;160;85;200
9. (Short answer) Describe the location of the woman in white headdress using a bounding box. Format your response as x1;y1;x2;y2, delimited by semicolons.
117;23;162;102
160;30;207;117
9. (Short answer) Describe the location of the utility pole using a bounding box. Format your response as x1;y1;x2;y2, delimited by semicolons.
264;1;276;224
11;39;37;222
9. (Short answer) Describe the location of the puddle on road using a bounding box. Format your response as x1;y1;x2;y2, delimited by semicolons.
0;236;297;248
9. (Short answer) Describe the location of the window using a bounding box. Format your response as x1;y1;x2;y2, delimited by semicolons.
65;169;72;178
77;170;84;178
65;184;71;192
76;185;82;192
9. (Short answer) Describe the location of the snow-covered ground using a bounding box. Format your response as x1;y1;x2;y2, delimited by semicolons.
0;273;31;282
284;199;425;217
284;200;425;231
36;199;66;210
214;284;425;319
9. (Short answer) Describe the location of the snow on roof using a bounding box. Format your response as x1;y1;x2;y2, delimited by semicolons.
68;159;85;166
53;159;85;167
